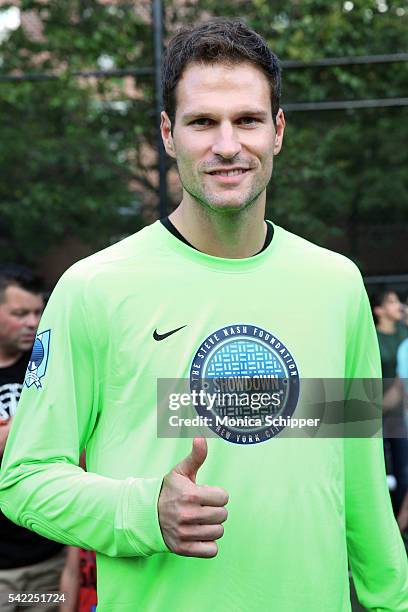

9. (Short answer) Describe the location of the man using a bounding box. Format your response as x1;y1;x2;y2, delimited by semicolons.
397;335;408;395
397;338;408;541
0;19;407;612
0;265;67;611
371;289;408;515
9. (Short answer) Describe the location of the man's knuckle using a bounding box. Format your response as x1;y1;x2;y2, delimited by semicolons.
177;526;190;541
219;507;228;522
207;542;218;557
179;509;193;524
180;491;194;504
177;542;191;556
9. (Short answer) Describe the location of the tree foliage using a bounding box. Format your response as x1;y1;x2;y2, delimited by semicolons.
0;0;155;263
0;0;407;272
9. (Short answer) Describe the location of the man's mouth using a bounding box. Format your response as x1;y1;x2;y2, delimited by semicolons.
208;169;250;177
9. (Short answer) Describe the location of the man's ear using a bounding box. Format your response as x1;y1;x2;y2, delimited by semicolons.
161;111;176;159
373;305;382;319
273;108;285;155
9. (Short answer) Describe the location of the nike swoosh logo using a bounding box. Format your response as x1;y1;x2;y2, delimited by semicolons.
153;326;187;341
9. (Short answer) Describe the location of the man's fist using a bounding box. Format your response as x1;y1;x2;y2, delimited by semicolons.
158;437;229;558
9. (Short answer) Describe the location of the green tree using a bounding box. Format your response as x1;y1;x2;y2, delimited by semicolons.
0;0;157;263
0;0;407;274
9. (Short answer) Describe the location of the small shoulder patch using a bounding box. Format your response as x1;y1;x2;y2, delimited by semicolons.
25;329;51;389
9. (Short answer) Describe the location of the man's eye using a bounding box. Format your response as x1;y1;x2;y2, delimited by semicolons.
191;118;213;126
238;117;258;125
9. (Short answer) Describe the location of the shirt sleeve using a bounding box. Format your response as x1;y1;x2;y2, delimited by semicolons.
344;270;408;610
397;339;408;394
0;266;168;558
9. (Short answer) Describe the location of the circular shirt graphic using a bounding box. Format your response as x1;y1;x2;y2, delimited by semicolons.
190;324;299;444
29;338;44;369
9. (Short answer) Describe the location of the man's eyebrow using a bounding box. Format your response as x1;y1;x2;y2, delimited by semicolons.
181;110;269;122
234;110;269;119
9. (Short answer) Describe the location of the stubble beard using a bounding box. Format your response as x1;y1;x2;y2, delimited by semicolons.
179;164;273;214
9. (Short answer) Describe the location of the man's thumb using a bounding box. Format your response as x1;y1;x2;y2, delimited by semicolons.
175;437;208;482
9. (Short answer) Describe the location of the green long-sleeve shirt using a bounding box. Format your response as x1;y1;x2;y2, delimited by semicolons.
0;222;407;611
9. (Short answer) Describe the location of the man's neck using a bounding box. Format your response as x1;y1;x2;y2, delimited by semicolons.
169;196;267;258
377;319;397;334
0;347;23;368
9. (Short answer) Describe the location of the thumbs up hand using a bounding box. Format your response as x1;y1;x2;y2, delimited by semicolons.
158;438;229;558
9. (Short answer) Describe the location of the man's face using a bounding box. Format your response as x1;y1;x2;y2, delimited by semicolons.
0;285;44;354
378;292;402;323
161;61;285;212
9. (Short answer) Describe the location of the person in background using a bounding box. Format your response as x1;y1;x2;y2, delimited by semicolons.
0;264;70;611
398;488;408;537
60;450;97;612
58;546;97;612
396;337;408;555
371;288;408;515
402;297;408;328
397;335;408;397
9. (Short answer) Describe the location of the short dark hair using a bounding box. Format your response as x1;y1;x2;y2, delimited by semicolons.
162;18;281;127
369;288;398;324
0;264;44;302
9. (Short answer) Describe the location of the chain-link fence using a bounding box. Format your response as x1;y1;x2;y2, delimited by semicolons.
1;0;407;284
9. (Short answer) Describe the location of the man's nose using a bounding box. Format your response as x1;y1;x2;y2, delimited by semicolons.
211;123;242;159
25;313;41;329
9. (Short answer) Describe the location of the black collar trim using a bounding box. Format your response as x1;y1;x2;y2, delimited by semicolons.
160;217;274;255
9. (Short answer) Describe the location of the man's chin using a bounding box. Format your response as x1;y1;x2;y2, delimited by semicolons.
19;340;36;352
205;199;257;213
197;192;258;212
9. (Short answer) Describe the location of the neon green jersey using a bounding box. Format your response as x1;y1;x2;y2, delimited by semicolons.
0;222;407;611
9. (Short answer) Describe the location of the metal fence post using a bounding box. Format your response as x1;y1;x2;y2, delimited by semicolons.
152;0;167;218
